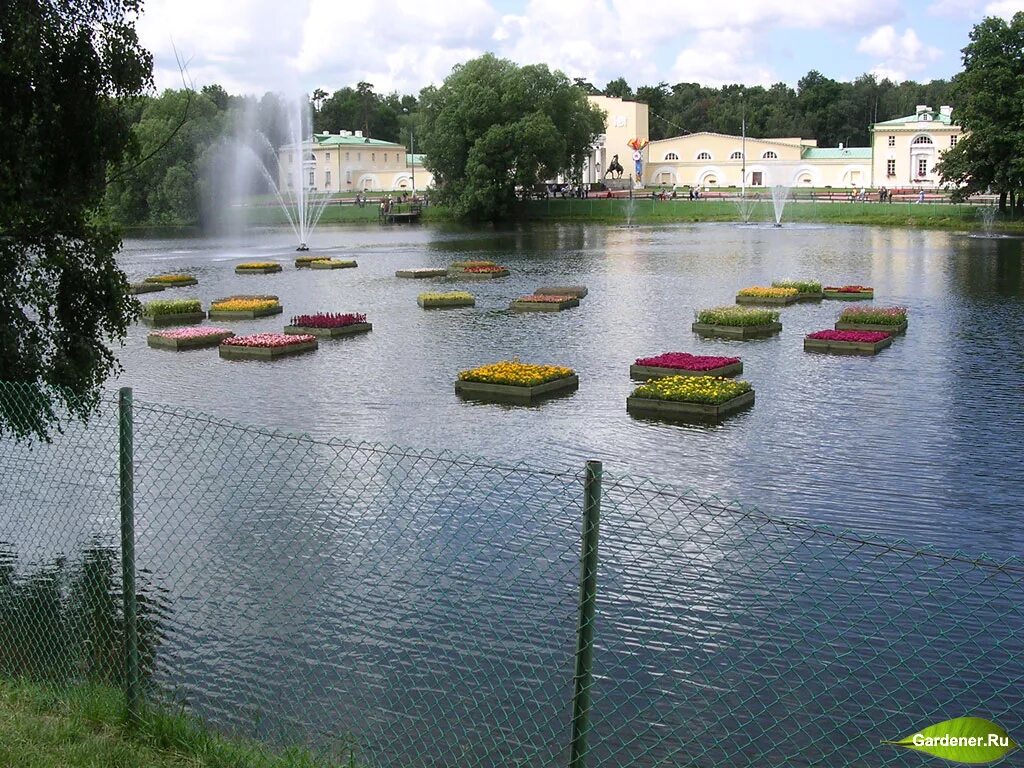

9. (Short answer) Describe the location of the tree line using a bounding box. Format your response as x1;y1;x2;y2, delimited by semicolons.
103;69;959;227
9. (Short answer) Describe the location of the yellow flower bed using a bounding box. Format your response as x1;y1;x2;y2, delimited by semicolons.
143;274;195;283
459;360;574;387
737;286;798;298
450;260;497;269
419;291;473;301
210;298;280;312
633;376;751;405
236;262;279;269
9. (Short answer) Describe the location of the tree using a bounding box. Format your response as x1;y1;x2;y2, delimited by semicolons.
419;55;606;220
0;0;153;439
604;77;634;100
937;13;1024;211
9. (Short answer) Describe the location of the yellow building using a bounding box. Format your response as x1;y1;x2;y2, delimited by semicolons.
869;105;961;189
278;131;434;193
582;95;649;184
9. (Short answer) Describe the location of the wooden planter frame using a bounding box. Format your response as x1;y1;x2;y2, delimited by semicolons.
626;389;755;421
455;374;579;404
691;321;782;339
804;335;893;355
147;330;234;350
283;322;372;337
219;339;318;359
141;311;206;328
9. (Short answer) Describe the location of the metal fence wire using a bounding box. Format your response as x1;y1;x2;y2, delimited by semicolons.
1;383;1022;768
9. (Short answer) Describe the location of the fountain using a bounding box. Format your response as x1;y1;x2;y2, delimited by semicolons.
770;184;791;227
218;94;332;250
973;205;1004;239
735;192;759;224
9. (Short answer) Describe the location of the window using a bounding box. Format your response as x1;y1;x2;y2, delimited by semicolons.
371;152;376;162
730;151;743;160
912;135;934;145
751;171;763;186
325;170;331;187
918;158;928;177
326;152;330;160
763;151;778;159
696;151;711;160
357;152;361;161
886;159;896;176
888;136;895;147
346;152;350;161
345;170;352;184
664;152;679;160
308;170;314;187
950;135;958;147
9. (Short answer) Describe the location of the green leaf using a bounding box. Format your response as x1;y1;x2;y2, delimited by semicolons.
885;717;1018;764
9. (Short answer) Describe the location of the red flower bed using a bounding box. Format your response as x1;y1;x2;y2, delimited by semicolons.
634;352;740;371
806;330;890;342
464;265;507;273
824;285;872;292
289;312;366;328
515;294;574;302
221;333;315;348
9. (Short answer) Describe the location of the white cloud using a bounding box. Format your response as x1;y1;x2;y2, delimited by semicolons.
927;0;984;15
670;29;776;87
984;0;1024;17
857;25;943;81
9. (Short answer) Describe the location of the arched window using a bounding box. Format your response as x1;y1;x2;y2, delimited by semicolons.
912;135;934;145
664;152;679;160
730;151;743;160
763;151;778;159
696;151;712;160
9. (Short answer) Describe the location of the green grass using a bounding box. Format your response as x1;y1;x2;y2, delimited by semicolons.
0;678;343;767
143;299;202;316
697;306;780;326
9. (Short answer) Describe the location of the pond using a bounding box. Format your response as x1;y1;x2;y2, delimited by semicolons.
115;222;1024;555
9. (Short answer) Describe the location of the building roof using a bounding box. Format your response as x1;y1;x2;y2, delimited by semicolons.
648;131;813;151
801;147;872;160
407;153;426;166
313;133;402;147
873;111;954;127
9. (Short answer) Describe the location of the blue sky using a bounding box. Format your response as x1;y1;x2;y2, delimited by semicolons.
135;0;1024;96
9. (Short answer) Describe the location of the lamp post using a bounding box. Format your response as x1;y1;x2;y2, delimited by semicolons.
403;107;416;197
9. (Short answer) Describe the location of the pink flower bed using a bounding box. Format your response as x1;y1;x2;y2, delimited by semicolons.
635;352;740;370
824;285;872;293
154;327;232;339
221;333;315;348
289;312;367;328
806;330;890;342
516;294;574;303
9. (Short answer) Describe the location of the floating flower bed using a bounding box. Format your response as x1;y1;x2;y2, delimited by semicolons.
804;329;893;355
396;267;449;279
284;312;372;337
143;273;198;287
147;326;234;351
627;376;754;421
835;306;908;333
631;352;743;380
309;258;357;270
510;294;579;312
455;360;578;404
535;285;588;298
459;264;510;279
235;262;283;274
219;332;317;360
448;260;498;273
141;299;206;327
771;279;823;300
735;286;799;305
692;306;781;339
823;284;873;300
294;255;321;268
418;291;475;308
207;297;283;320
129;282;165;295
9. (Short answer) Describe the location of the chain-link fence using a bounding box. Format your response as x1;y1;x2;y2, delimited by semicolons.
1;383;1022;767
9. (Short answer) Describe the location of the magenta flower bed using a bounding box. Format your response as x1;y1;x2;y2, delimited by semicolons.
154;326;232;339
221;333;315;348
289;312;367;328
634;352;741;371
806;330;891;343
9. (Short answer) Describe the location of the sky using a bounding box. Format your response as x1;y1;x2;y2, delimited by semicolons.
135;0;1024;98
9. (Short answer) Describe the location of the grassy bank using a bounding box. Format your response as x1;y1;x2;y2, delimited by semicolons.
0;678;340;767
234;197;1024;231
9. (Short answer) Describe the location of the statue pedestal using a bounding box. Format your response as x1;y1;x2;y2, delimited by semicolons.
600;178;634;191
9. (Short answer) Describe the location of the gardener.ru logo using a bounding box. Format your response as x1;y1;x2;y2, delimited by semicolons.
886;717;1018;764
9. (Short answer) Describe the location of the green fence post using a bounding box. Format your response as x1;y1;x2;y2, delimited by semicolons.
118;387;141;726
570;460;602;768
